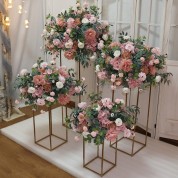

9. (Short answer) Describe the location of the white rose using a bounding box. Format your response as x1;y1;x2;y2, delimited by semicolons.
56;81;64;89
119;73;124;78
90;53;97;61
102;34;108;41
155;75;161;83
32;63;38;68
115;118;123;127
65;40;73;49
82;18;89;24
82;131;90;138
89;16;97;24
95;65;100;72
114;50;121;57
40;62;48;68
28;87;36;94
123;35;130;40
78;41;84;49
20;69;28;76
50;29;55;35
122;87;129;94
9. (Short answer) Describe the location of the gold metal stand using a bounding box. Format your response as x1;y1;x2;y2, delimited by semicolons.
111;85;152;156
83;139;118;176
32;106;68;151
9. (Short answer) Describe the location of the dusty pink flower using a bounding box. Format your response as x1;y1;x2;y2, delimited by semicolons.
57;18;66;27
109;42;120;48
64;49;75;60
151;47;161;56
85;41;97;52
78;102;87;109
58;94;70;105
85;28;96;43
128;79;141;88
46;96;55;102
69;86;75;95
120;59;133;72
59;66;69;78
97;71;106;80
149;66;156;75
34;87;43;97
37;98;45;106
33;75;46;86
110;58;121;71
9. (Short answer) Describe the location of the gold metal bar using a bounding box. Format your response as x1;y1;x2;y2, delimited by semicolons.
62;106;64;126
49;107;52;149
112;89;115;102
60;50;62;66
32;110;36;143
97;76;99;94
129;88;132;106
83;138;85;167
125;93;128;107
115;138;118;165
145;85;152;145
101;142;104;175
79;62;81;102
97;145;99;157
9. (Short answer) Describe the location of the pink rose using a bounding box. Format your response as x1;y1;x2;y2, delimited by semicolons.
83;126;88;132
120;59;133;72
78;113;85;123
97;71;106;80
154;59;160;64
110;58;120;71
53;39;60;46
138;72;146;81
37;98;45;106
78;102;87;109
125;42;135;52
151;47;161;56
91;131;97;137
101;98;113;109
124;128;131;138
58;94;70;105
75;86;82;93
50;92;55;96
140;57;145;62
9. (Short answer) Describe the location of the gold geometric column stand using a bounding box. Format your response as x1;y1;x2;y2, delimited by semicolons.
32;106;68;151
83;139;118;176
111;85;152;156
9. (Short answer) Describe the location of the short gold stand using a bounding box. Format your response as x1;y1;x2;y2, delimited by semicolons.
83;139;117;176
111;85;152;156
32;106;68;151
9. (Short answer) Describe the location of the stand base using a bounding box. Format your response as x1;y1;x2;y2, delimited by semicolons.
35;133;67;151
84;156;116;177
111;136;146;157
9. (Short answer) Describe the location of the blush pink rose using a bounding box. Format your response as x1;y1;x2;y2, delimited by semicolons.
151;47;161;56
78;102;87;109
120;59;133;72
91;131;97;137
33;75;46;86
97;71;106;80
37;98;45;106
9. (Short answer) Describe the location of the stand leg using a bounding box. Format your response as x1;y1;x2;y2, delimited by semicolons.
101;142;104;175
83;139;85;167
79;62;81;102
33;110;36;143
49;107;52;150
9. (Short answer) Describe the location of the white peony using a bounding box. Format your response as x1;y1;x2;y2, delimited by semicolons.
114;50;121;57
20;69;28;76
119;73;124;78
32;63;38;68
102;34;108;41
40;62;48;68
28;87;36;94
56;81;64;89
89;52;97;61
115;118;123;126
95;65;100;72
82;18;89;24
78;41;84;49
122;87;129;94
65;39;73;49
155;75;161;83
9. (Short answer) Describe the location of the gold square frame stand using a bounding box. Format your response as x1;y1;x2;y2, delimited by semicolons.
32;106;68;151
110;85;152;156
83;139;118;176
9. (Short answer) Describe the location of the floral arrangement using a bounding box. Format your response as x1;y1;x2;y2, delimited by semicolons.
15;58;86;108
95;32;172;91
42;1;112;67
66;94;139;145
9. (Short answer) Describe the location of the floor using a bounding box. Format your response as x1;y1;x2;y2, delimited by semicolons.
1;107;178;178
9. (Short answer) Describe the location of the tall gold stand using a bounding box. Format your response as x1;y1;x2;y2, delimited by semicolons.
111;85;152;156
83;139;118;176
32;106;68;151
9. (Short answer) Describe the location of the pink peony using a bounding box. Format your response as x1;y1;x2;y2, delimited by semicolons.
97;71;106;80
67;18;76;28
58;94;70;105
53;39;60;46
33;75;46;86
57;18;66;27
101;98;113;109
59;66;69;78
64;49;75;60
151;47;161;56
34;87;43;97
120;59;133;72
50;92;55;96
125;42;135;53
149;66;156;75
37;98;45;106
110;58;121;71
78;102;87;109
85;28;96;43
